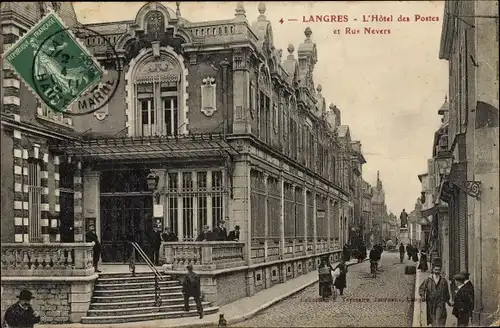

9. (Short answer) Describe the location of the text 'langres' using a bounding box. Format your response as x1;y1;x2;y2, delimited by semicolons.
303;15;349;23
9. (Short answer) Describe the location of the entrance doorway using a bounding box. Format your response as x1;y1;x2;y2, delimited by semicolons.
100;195;153;263
99;168;155;263
59;192;75;242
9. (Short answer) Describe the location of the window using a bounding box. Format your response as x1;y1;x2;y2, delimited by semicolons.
162;83;179;135
28;159;42;242
37;103;73;126
138;84;155;136
166;170;224;240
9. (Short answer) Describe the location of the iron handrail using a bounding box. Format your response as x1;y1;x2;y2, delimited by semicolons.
128;242;163;306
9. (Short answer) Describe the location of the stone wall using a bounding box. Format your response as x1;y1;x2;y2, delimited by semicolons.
1;282;71;324
216;271;247;306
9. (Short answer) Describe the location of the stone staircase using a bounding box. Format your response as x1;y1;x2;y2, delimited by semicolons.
81;271;219;324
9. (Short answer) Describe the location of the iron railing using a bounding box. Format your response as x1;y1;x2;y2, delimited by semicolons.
128;242;163;307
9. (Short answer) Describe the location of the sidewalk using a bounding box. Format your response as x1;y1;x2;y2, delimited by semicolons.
412;264;455;327
38;258;366;328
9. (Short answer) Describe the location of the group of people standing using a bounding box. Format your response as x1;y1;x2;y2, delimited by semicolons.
195;220;240;242
418;258;475;327
398;243;429;271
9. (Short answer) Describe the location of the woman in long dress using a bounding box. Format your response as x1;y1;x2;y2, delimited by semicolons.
318;257;334;300
333;260;348;296
418;247;429;272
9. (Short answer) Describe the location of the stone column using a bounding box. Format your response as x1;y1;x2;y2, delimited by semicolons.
232;49;251;134
303;185;308;255
312;189;317;254
177;173;183;241
327;196;332;250
279;171;285;259
73;161;84;242
263;173;269;262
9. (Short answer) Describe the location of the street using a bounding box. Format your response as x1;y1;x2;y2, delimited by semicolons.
233;252;415;327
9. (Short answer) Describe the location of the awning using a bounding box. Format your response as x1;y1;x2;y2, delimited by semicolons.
50;133;240;161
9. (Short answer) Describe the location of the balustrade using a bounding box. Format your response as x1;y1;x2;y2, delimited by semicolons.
163;241;245;270
1;243;95;276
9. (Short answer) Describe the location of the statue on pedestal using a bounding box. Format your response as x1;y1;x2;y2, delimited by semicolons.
400;209;408;228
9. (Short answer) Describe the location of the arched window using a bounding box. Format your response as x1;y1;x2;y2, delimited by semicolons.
132;53;182;136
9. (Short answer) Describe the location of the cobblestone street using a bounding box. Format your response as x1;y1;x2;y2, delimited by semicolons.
233;252;415;327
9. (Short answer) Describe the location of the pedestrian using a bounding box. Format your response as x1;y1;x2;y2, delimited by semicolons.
151;227;162;266
196;225;214;241
333;259;348;295
85;224;101;273
418;259;451;327
227;225;240;241
460;272;474;311
451;273;474;327
406;244;412;260
318;256;334;300
418;247;428;272
411;245;419;263
213;220;228;241
162;227;178;242
399;243;405;263
3;289;40;328
182;265;204;319
342;244;350;262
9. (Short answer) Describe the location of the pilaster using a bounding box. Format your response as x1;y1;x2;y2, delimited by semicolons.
73;161;83;242
312;189;317;254
82;170;101;239
303;185;308;255
327;196;332;250
263;173;269;261
279;171;285;259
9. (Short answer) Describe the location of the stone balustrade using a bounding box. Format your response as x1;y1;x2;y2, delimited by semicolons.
162;241;245;270
1;243;95;277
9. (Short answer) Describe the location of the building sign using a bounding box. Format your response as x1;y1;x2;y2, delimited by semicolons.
153;204;163;218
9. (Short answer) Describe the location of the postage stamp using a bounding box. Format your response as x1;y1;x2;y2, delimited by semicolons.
4;12;103;114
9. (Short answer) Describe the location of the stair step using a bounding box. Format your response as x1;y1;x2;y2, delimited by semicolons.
90;299;207;310
98;272;168;279
93;287;182;296
81;307;219;324
94;282;182;291
87;301;213;316
97;275;175;284
92;292;184;303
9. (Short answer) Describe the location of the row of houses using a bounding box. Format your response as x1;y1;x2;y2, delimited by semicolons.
0;2;384;324
417;0;499;326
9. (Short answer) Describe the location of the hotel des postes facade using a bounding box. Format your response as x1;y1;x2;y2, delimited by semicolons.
1;2;369;324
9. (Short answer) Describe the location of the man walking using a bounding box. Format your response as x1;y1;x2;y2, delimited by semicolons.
3;289;40;328
451;273;474;327
182;265;204;319
85;224;101;273
399;243;405;263
418;259;451;327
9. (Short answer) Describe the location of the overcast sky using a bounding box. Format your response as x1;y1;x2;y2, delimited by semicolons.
73;1;448;215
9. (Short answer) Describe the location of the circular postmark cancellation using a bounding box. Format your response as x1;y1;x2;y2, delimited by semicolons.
4;12;121;117
31;23;121;116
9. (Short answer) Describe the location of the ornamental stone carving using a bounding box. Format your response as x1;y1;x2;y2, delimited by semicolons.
201;77;217;117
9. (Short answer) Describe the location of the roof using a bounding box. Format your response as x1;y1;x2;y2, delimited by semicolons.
50;133;239;162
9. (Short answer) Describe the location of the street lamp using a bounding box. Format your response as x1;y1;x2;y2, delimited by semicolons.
146;172;160;204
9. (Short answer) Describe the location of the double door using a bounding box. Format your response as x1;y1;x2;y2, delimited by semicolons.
100;195;154;263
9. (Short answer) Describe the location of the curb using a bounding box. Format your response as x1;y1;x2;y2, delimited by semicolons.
412;268;422;327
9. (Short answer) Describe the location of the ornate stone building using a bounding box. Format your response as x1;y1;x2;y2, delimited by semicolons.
1;2;368;324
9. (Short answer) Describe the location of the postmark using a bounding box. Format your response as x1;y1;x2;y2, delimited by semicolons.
4;11;121;116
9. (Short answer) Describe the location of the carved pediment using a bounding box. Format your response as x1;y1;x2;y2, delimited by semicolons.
136;54;180;83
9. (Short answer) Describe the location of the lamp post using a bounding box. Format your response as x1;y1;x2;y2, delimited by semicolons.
146;172;160;204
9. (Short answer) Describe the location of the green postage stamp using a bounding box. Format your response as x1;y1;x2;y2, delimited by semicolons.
4;12;103;113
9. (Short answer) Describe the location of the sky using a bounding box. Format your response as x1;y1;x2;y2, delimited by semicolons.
73;1;448;215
